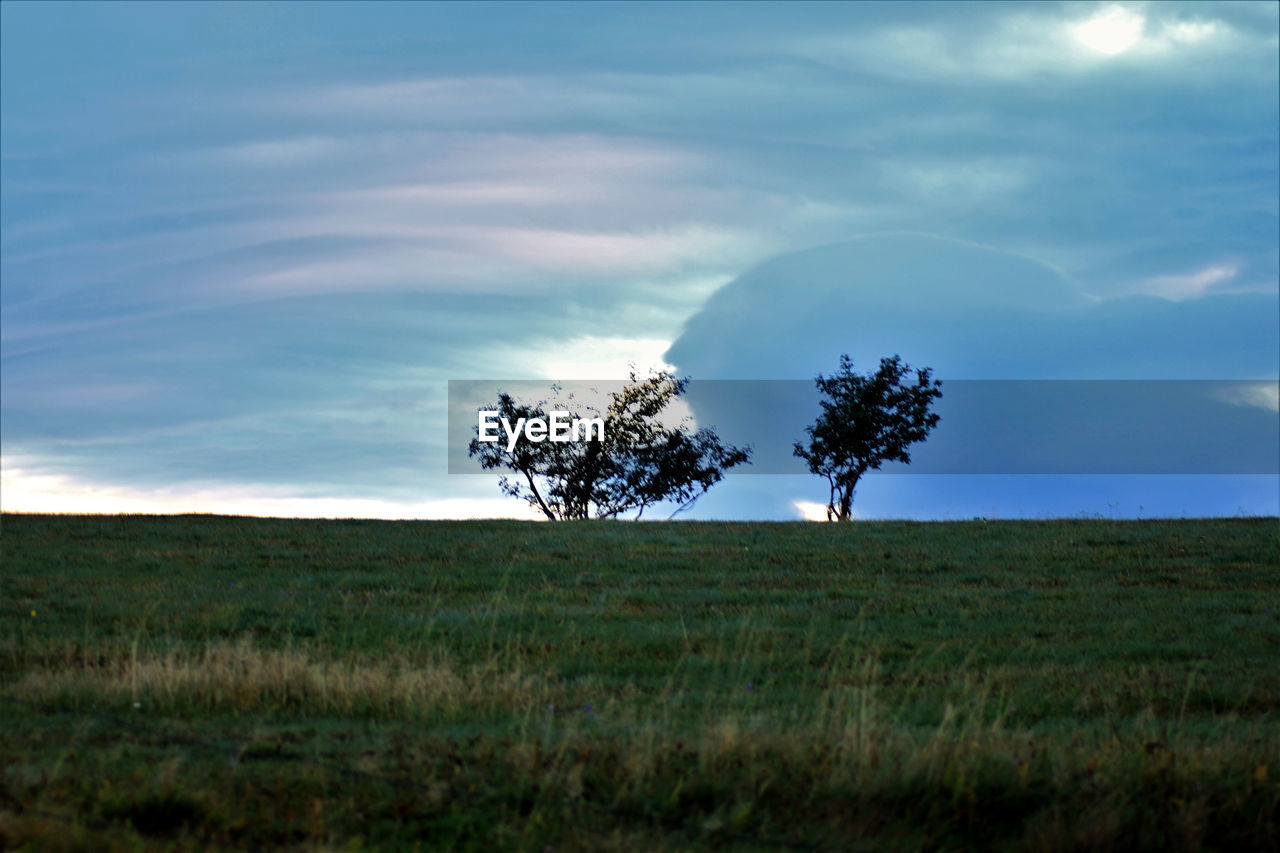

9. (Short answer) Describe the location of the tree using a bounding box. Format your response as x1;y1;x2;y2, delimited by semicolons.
468;370;750;520
794;354;941;522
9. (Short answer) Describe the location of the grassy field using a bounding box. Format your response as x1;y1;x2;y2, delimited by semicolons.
1;513;1278;851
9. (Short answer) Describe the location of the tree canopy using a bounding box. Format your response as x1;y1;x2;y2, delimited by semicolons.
794;354;941;521
469;370;750;520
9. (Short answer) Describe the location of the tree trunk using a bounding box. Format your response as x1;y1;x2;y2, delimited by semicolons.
521;469;557;520
836;469;864;521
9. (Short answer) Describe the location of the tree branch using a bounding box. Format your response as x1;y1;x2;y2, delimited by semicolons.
520;466;556;520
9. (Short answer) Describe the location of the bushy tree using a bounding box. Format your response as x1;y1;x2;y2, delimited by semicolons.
794;354;941;521
469;370;750;520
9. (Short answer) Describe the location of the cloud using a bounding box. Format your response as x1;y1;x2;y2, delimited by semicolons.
1216;382;1280;414
664;234;1277;516
1067;5;1225;58
888;157;1034;202
666;234;1277;380
1139;263;1240;300
469;225;750;276
516;335;676;380
5;132;767;308
791;3;1260;83
0;456;535;518
1072;6;1146;56
332;180;581;207
2;3;1275;519
212;135;350;167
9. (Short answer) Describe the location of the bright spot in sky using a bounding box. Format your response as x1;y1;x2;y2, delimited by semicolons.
1073;6;1145;55
794;500;834;522
529;335;675;379
0;458;536;519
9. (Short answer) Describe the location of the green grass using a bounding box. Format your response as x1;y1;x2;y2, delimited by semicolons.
2;514;1278;851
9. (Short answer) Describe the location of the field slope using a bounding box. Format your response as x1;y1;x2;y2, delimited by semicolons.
2;514;1278;851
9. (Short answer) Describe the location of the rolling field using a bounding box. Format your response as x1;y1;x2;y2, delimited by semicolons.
2;513;1278;851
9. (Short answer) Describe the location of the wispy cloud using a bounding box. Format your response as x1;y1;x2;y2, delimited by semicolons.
1215;382;1280;413
1140;263;1240;300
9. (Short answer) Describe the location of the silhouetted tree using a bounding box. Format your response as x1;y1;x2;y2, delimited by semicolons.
794;354;941;521
469;370;750;520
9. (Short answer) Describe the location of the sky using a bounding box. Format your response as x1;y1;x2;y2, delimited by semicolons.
2;0;1277;520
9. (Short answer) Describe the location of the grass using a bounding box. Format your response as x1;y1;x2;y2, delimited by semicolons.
1;513;1277;851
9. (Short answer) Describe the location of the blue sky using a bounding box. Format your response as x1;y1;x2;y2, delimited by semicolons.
2;1;1277;519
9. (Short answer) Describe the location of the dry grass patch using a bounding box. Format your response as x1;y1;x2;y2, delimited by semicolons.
10;638;561;718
